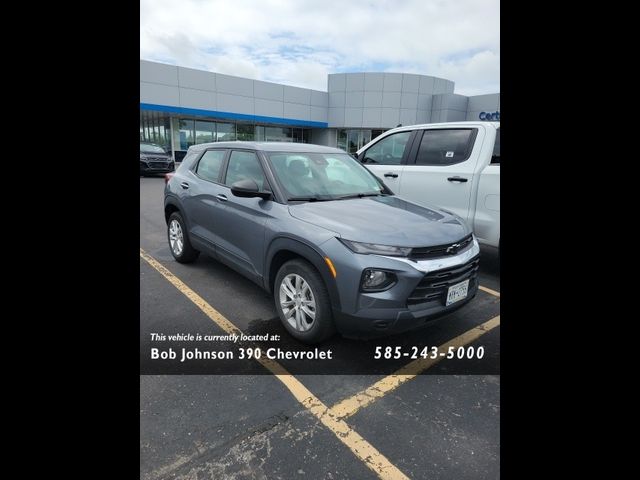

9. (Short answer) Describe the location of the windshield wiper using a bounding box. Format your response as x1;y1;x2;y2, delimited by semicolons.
287;196;331;202
335;192;384;200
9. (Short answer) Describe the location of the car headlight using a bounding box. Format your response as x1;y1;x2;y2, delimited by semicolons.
338;238;411;257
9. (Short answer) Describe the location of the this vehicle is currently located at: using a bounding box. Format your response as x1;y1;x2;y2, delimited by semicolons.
164;142;480;343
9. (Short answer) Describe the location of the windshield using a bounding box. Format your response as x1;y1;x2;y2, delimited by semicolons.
267;152;385;200
140;143;166;154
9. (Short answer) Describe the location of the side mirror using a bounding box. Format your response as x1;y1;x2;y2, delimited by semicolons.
230;179;271;199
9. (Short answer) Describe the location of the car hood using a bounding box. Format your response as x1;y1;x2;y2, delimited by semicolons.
288;196;470;247
140;153;171;159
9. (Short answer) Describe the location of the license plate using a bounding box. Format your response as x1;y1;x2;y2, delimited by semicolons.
446;279;469;306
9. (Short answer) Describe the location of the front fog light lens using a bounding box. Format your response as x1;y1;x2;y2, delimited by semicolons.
362;269;395;291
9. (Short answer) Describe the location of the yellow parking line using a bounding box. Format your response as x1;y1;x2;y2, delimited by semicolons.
330;315;500;420
140;248;410;480
479;285;500;298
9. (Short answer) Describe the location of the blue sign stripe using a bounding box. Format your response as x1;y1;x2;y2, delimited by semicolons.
140;103;328;128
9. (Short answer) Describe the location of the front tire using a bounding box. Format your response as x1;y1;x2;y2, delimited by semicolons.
167;211;199;263
274;259;335;344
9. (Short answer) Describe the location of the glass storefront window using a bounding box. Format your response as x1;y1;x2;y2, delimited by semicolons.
142;118;149;143
292;128;307;143
142;112;316;154
195;120;215;144
140;112;171;151
265;126;293;142
337;130;347;151
372;129;385;141
289;128;311;143
337;129;385;153
153;122;160;144
347;130;359;153
236;124;254;141
158;123;165;145
216;122;236;141
255;125;265;141
361;130;371;148
179;119;195;150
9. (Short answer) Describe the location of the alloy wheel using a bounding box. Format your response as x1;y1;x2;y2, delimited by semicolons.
169;219;184;256
279;274;317;332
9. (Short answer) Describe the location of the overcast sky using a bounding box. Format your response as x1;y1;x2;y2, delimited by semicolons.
140;0;499;96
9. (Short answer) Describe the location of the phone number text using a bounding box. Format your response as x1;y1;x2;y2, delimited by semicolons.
373;345;484;360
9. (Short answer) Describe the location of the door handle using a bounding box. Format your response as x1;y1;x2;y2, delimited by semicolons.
384;172;399;178
180;182;190;189
216;194;228;202
447;176;468;183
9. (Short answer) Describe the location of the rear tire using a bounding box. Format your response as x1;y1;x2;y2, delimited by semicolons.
274;259;335;344
167;211;199;263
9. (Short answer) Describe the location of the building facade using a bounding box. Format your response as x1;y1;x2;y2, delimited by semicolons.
140;60;500;160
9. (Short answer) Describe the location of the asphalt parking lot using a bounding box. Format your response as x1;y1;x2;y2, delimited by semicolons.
140;175;500;479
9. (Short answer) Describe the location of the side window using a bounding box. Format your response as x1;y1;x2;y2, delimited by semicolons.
225;151;268;190
361;131;411;165
415;129;475;166
196;150;225;182
491;128;500;164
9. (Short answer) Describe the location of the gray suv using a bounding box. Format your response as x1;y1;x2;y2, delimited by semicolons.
164;142;480;343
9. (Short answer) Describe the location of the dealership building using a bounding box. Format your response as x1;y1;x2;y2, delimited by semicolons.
140;59;500;160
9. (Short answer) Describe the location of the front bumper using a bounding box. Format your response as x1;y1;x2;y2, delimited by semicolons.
333;292;477;339
140;161;175;173
321;237;481;338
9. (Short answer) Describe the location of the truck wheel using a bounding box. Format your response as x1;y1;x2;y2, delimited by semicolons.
167;211;199;263
274;259;336;344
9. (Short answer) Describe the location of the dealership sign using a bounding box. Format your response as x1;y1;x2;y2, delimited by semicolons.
479;111;500;121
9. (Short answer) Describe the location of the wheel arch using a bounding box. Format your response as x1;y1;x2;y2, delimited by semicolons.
164;196;183;225
265;237;341;311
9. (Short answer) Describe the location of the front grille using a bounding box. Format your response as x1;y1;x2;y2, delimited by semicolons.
149;161;168;168
406;255;480;306
410;234;473;260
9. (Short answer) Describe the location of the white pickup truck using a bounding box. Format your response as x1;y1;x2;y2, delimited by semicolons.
356;121;500;251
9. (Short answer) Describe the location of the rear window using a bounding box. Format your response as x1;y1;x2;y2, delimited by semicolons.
196;150;226;182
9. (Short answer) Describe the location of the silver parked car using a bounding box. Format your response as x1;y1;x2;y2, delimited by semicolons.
164;142;480;343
